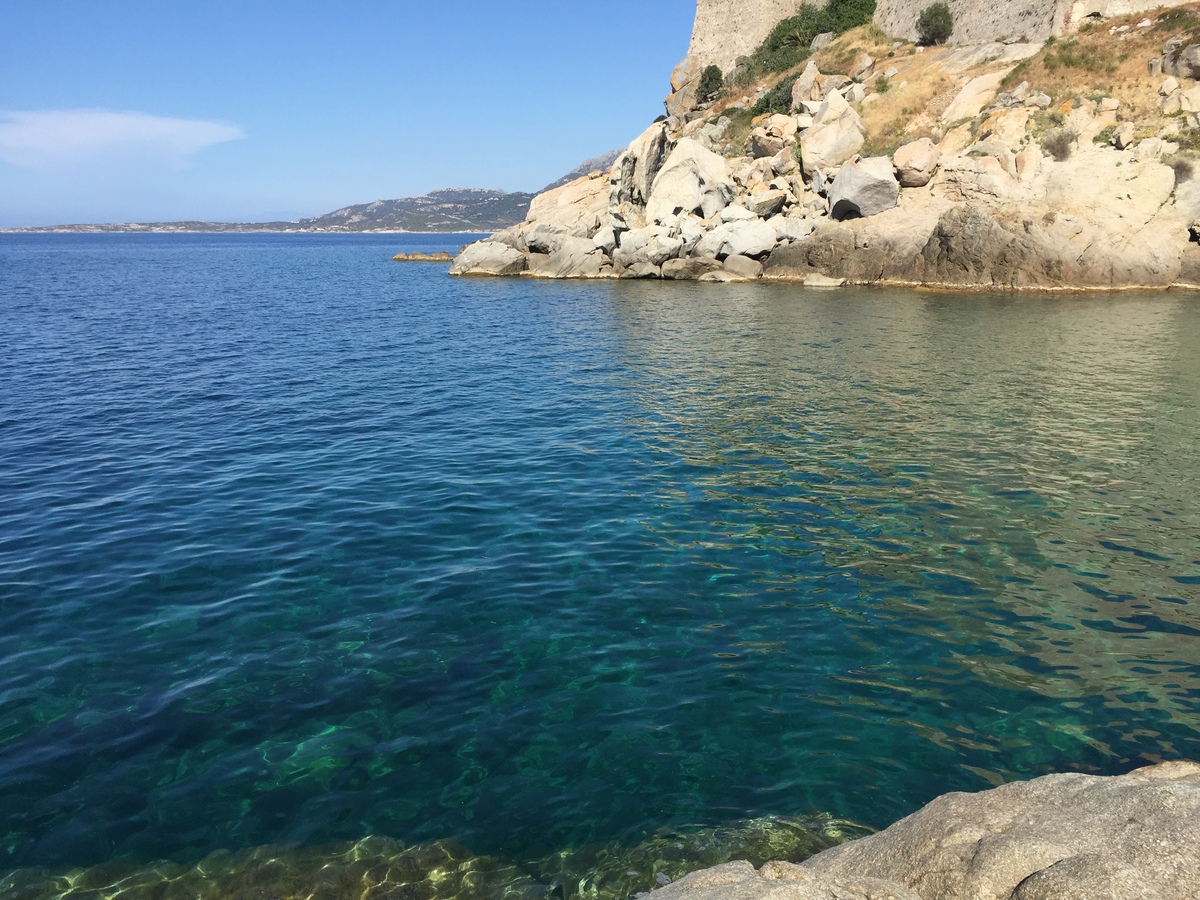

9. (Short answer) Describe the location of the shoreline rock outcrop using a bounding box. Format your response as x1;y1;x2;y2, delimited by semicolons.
646;760;1200;900
452;9;1200;291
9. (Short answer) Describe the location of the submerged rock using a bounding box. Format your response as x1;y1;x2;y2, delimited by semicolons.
647;860;920;900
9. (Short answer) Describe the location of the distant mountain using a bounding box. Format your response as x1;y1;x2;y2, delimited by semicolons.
539;150;623;193
1;152;622;235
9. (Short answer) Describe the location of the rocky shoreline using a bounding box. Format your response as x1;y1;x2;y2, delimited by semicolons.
645;760;1200;900
451;14;1200;291
4;762;1196;898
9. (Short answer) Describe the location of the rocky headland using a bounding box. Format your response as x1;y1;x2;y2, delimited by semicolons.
452;1;1200;289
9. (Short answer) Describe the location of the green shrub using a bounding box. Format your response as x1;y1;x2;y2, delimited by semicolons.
743;0;878;79
1093;123;1118;145
752;74;802;115
917;2;954;45
697;65;725;103
875;74;891;93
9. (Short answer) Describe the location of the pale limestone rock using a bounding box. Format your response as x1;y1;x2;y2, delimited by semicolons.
645;860;919;900
747;189;788;218
610;122;672;223
976;108;1030;151
618;261;661;279
524;223;570;254
932;156;1021;204
449;241;527;276
661;257;723;279
748;130;786;159
810;32;834;52
799;91;865;176
525;172;609;237
801;761;1200;900
698;269;748;282
723;217;779;257
646;138;736;223
531;236;609;278
941;71;1008;123
791;61;822;110
849;52;875;80
592;226;617;254
804;273;847;286
720;204;759;222
614;226;683;267
769;214;814;242
1014;144;1042;181
828;157;900;220
1181;84;1200;113
1114;122;1136;150
893;138;941;188
722;254;764;279
938;124;974;156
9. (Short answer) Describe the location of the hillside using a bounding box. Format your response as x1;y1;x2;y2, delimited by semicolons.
2;157;620;234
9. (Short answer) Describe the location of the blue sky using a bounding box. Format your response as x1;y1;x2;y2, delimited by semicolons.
0;1;695;226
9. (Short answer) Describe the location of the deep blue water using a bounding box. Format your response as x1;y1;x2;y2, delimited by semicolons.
2;233;1199;879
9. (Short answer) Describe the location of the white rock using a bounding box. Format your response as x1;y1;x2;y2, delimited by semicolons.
828;157;901;220
720;204;759;222
800;92;865;176
722;254;764;279
942;71;1008;123
722;217;779;257
449;241;527;276
893;138;941;188
646;138;737;223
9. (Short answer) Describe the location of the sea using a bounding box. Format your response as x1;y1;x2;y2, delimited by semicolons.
1;232;1198;898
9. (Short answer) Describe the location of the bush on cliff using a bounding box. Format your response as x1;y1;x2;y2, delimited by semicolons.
917;2;953;45
697;65;725;103
743;0;878;79
752;74;802;115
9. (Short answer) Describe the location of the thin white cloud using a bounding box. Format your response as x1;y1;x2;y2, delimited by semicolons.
0;109;245;168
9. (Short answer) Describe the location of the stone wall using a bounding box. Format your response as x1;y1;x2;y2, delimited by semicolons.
685;0;804;73
873;0;1072;43
681;0;1194;68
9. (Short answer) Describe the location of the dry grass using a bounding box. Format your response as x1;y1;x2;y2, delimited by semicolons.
998;4;1200;121
813;23;898;74
859;71;956;156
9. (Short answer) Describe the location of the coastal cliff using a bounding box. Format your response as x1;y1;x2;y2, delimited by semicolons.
452;0;1200;290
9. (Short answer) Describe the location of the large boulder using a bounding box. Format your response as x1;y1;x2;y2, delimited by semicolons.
528;236;609;279
892;138;941;188
801;761;1200;900
449;241;527;276
645;860;920;900
525;171;609;237
662;257;723;279
614;225;684;267
646;138;737;223
723;218;780;257
610;122;673;215
791;61;822;109
827;157;900;220
799;91;864;176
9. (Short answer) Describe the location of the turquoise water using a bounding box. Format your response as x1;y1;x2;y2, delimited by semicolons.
2;234;1199;888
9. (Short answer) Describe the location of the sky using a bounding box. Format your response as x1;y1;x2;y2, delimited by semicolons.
0;1;696;227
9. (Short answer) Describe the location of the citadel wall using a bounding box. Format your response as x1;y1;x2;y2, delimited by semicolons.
683;0;1190;73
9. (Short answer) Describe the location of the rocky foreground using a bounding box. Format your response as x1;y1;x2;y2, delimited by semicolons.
452;18;1200;290
646;760;1200;900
